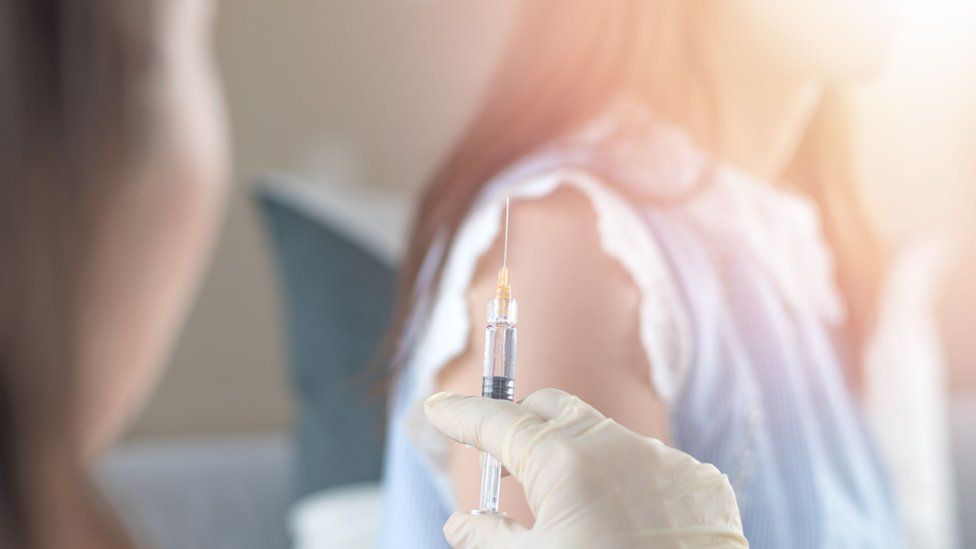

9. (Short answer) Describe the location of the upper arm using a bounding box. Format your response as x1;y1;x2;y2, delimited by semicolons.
437;185;670;521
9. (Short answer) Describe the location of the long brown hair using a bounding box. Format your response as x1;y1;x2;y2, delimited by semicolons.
0;1;156;547
387;1;881;380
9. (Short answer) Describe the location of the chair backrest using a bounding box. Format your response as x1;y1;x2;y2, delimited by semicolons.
257;183;394;498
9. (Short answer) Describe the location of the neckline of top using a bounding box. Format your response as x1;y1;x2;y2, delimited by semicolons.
560;95;783;204
555;95;847;325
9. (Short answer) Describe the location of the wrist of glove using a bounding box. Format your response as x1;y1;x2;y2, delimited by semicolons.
424;388;749;549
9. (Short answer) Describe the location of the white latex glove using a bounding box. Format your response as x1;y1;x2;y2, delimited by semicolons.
424;388;748;549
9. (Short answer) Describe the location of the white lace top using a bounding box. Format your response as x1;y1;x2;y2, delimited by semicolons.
382;99;947;549
397;100;844;508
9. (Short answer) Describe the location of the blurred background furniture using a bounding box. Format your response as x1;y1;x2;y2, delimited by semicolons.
257;176;401;497
98;177;408;548
98;436;292;549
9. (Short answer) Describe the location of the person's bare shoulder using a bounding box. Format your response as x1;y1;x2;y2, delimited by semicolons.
438;184;670;520
445;184;667;429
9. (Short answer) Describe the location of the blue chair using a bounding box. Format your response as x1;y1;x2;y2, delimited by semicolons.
257;182;394;499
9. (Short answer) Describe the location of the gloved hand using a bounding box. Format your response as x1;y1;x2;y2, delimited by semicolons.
424;388;749;549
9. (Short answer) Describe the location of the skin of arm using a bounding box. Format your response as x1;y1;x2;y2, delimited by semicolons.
437;186;670;525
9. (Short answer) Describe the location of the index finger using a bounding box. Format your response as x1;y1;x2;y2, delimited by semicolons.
423;392;545;476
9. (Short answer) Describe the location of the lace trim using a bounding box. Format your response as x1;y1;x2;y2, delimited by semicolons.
401;167;692;508
685;171;846;326
575;95;847;326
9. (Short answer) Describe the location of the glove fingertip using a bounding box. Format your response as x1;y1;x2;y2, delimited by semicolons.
443;512;474;547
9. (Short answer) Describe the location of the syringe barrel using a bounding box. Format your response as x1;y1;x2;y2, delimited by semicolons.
482;297;517;399
477;296;517;515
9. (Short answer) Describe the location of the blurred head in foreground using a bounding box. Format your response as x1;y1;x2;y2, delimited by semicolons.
0;1;228;547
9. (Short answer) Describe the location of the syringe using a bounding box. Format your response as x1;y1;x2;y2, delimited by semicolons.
473;197;518;516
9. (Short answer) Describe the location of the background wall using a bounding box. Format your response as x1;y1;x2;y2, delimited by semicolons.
127;0;976;441
126;0;518;440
